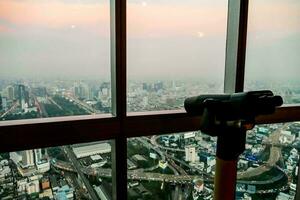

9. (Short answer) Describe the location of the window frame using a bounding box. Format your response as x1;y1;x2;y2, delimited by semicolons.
0;0;300;199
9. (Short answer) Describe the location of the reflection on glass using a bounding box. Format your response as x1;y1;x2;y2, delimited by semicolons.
127;122;299;199
244;0;300;104
0;141;113;199
127;0;228;112
0;0;111;121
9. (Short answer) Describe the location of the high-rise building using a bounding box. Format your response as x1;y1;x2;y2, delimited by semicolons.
154;81;163;92
7;86;15;100
18;84;27;110
74;82;90;99
34;149;42;164
22;150;34;168
1;97;8;111
185;146;196;163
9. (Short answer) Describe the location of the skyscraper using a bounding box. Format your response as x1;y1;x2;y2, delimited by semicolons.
18;84;26;110
7;86;15;100
34;149;42;164
22;150;34;168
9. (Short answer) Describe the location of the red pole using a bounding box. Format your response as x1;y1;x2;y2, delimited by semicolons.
214;158;237;200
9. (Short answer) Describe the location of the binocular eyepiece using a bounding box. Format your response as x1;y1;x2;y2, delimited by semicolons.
184;90;283;121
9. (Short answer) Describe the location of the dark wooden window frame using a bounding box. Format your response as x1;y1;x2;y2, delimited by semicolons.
0;0;300;199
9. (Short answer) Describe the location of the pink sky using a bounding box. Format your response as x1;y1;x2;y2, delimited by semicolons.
0;0;299;37
0;0;109;31
0;0;228;37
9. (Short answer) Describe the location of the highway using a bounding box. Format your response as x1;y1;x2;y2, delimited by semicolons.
51;125;291;198
138;137;193;199
53;159;198;183
62;93;98;114
0;102;18;118
48;97;63;110
33;95;48;117
237;124;288;179
63;146;99;200
150;125;288;181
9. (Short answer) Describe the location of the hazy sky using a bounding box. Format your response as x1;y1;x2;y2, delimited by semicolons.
0;0;299;81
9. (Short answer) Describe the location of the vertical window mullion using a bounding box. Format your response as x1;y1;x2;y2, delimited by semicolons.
224;0;249;93
111;0;127;199
222;0;249;197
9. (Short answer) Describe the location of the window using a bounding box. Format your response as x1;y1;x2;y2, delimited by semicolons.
237;122;300;199
127;123;300;200
0;0;300;200
127;0;227;112
0;141;113;199
0;0;111;121
244;0;300;104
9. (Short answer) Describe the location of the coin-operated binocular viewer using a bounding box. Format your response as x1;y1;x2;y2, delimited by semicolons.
184;90;283;200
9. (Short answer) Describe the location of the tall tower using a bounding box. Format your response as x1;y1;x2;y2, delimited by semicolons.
34;149;42;164
18;84;26;110
7;86;15;100
22;150;34;167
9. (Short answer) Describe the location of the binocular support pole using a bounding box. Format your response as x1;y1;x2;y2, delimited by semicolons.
213;127;247;200
184;90;283;200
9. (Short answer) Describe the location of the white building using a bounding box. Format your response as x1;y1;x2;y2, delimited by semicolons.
17;179;28;193
37;161;50;173
22;150;34;168
26;180;40;194
72;142;111;158
276;192;293;200
10;152;22;165
185;146;197;163
34;149;42;164
0;166;11;179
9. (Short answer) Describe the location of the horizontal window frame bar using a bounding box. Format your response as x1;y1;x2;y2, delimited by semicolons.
0;116;120;152
0;114;114;127
0;105;299;153
124;105;300;137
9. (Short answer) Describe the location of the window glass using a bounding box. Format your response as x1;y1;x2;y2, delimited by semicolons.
244;0;300;104
0;141;113;199
236;122;300;200
127;132;216;199
127;122;300;199
0;0;111;121
127;1;228;112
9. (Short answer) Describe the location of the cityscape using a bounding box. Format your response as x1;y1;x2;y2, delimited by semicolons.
0;78;299;200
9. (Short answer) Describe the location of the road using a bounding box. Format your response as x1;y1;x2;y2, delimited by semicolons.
237;124;288;179
0;102;18;118
63;146;99;200
48;97;63;110
150;125;288;181
63;93;98;114
137;137;190;199
33;95;48;117
53;159;199;183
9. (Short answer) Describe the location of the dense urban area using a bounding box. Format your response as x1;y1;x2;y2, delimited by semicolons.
0;78;299;200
